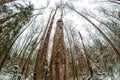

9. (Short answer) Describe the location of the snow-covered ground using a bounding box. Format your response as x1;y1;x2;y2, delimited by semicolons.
0;73;11;80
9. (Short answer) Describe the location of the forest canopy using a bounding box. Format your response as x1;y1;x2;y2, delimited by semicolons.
0;0;120;80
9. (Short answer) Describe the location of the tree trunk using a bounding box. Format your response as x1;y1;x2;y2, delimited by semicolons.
34;9;56;80
88;15;120;39
78;32;93;79
0;13;37;71
50;19;68;80
19;35;34;68
0;0;16;5
69;6;120;58
22;31;41;78
65;27;76;80
17;34;30;59
0;51;7;70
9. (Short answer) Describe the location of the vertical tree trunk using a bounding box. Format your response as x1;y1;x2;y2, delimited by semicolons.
0;16;37;71
0;51;7;70
69;6;120;58
22;31;41;78
34;9;56;80
0;0;16;5
19;36;34;68
78;32;93;79
65;27;76;80
69;29;81;80
50;18;68;80
88;16;120;39
17;34;30;59
71;54;76;80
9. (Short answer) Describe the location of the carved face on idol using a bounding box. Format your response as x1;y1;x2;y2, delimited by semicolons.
57;19;63;29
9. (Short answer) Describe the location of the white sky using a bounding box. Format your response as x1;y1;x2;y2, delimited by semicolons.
12;0;116;52
24;0;103;57
14;0;102;42
9;0;120;63
26;0;100;34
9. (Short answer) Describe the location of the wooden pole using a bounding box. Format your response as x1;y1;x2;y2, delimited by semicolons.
50;18;68;80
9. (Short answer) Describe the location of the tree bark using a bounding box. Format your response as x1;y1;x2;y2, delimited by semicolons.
34;9;56;80
0;0;16;5
22;31;41;78
0;12;37;71
0;51;7;70
64;27;77;80
78;32;93;79
69;6;120;58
